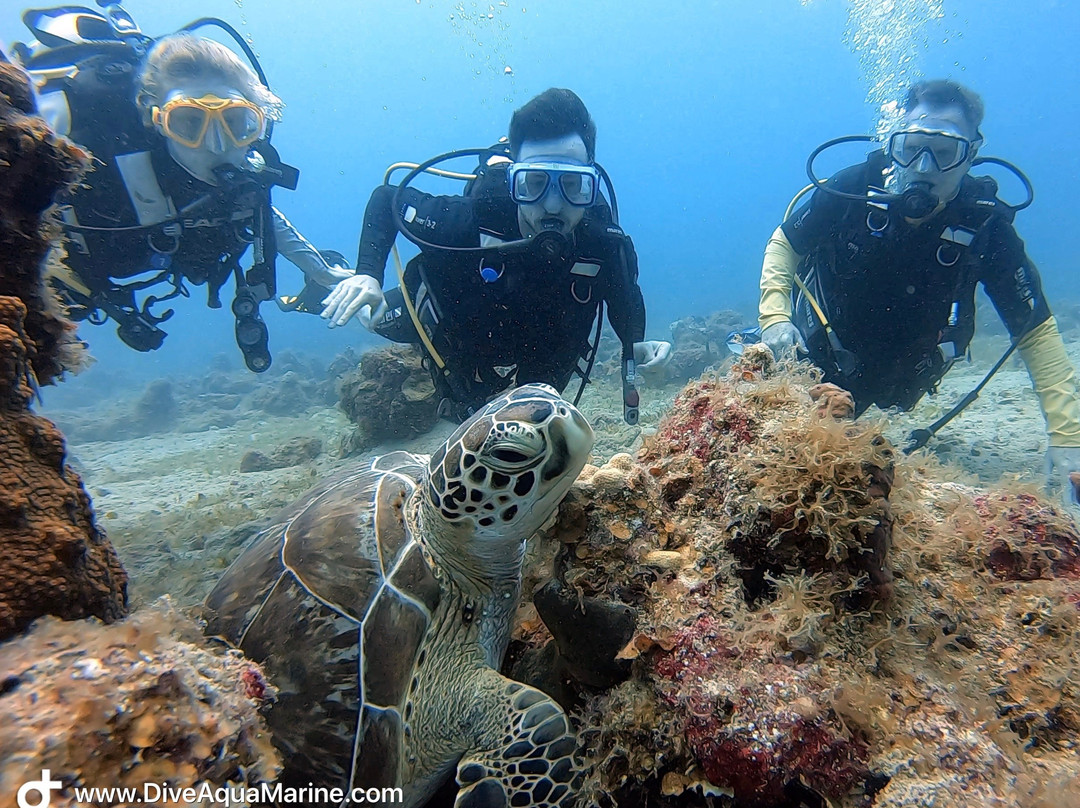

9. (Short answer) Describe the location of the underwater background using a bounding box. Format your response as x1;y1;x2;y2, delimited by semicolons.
4;2;1080;805
3;0;1079;400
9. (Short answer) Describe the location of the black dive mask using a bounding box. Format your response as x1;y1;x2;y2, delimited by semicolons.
806;134;1033;219
389;147;618;259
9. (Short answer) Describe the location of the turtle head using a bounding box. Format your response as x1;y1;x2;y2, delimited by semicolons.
424;384;593;554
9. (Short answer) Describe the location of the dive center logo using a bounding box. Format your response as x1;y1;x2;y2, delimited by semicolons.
17;770;62;808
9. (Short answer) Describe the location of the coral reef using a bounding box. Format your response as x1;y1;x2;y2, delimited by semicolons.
131;379;179;433
589;309;751;386
249;370;319;416
76;380;183;442
0;600;280;805
515;354;1080;807
337;343;439;453
325;345;361;379
55;358;347;443
0;62;127;641
666;309;751;382
0;61;89;382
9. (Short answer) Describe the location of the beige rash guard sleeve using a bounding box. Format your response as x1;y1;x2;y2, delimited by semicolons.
1017;316;1080;447
758;226;801;331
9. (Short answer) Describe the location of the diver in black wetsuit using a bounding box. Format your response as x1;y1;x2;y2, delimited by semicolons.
758;79;1080;508
16;6;368;371
351;88;671;422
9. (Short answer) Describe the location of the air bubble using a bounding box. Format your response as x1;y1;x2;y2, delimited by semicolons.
843;0;948;133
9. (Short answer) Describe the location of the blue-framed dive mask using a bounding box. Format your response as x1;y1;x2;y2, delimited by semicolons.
507;162;600;206
887;129;977;172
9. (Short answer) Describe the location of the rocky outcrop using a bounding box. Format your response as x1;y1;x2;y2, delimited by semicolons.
514;350;1080;806
666;309;752;381
0;601;280;804
338;343;439;453
239;436;323;472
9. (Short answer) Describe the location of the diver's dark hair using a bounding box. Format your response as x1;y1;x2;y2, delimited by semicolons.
905;79;984;137
508;88;596;161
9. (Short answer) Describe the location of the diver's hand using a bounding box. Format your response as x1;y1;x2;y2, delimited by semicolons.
634;340;672;371
321;274;387;330
308;263;354;288
1046;446;1080;518
761;321;806;359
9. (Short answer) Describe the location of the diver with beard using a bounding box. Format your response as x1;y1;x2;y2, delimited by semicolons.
346;88;671;423
757;79;1080;509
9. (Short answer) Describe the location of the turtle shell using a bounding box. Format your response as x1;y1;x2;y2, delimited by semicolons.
204;451;442;791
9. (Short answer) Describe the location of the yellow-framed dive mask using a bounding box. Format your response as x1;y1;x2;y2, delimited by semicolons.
151;94;265;149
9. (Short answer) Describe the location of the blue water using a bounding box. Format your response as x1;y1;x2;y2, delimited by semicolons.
3;0;1079;398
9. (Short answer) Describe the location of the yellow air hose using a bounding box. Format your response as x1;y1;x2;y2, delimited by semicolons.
784;183;835;334
391;242;447;370
382;161;480;372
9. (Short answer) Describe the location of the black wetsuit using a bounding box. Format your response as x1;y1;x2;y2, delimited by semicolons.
47;47;269;351
62;144;259;283
355;173;646;415
783;152;1049;414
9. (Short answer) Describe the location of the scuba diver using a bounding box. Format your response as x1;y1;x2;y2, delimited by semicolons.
757;78;1080;509
13;4;371;371
350;88;671;423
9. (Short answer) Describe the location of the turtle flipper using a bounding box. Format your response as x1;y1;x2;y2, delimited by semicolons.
454;673;582;808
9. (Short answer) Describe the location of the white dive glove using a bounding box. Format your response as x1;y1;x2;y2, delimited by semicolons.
307;263;354;288
761;320;806;359
634;340;673;371
1046;446;1080;517
321;274;387;330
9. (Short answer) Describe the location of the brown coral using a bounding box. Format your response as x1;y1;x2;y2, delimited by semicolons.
337;343;439;452
0;61;89;383
0;63;127;641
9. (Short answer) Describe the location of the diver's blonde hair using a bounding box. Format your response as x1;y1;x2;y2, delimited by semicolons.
136;33;283;125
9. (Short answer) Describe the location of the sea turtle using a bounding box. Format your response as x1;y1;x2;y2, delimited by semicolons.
204;384;593;807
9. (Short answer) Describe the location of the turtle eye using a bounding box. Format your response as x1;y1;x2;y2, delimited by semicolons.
483;434;546;473
491;447;530;465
